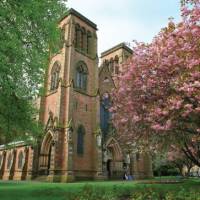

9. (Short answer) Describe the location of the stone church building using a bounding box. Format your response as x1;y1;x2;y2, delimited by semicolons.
0;9;153;182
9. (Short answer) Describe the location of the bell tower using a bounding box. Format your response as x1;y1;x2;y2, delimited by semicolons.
39;9;102;182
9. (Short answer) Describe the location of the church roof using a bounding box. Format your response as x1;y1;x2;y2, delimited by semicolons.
59;8;98;30
101;42;133;58
0;141;27;150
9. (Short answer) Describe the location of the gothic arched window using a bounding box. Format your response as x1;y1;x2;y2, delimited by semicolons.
7;153;13;170
87;31;92;55
100;93;111;137
18;151;24;169
81;27;86;51
75;23;80;49
77;125;85;155
60;28;65;48
136;152;140;161
50;62;60;91
75;61;88;91
109;58;114;73
114;55;119;74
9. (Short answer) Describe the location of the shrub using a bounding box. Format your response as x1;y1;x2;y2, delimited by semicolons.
74;184;116;200
154;164;179;176
131;188;200;200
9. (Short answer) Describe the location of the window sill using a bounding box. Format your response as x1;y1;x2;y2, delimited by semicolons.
46;89;58;97
77;153;84;158
74;48;95;60
74;88;87;95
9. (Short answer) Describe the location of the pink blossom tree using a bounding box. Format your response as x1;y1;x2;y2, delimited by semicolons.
111;0;200;166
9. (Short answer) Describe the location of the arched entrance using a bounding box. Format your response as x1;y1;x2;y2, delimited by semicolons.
106;159;112;178
39;131;54;175
104;137;123;179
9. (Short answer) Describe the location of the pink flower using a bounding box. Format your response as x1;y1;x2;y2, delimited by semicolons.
184;104;193;110
120;118;128;123
132;115;140;122
196;128;200;133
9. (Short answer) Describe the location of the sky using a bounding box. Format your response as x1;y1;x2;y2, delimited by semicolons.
68;0;181;54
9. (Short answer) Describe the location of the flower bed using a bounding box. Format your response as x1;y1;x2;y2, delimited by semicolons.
139;179;184;184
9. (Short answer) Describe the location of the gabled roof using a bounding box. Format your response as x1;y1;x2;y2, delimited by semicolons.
0;140;30;150
98;64;116;90
59;8;97;30
101;42;133;58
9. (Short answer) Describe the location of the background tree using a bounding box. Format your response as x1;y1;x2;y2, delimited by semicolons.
152;151;180;177
167;146;194;176
0;0;67;143
111;0;200;166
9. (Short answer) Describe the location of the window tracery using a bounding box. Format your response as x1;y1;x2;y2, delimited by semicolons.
75;23;81;49
75;61;88;91
50;62;60;91
87;31;92;55
18;151;25;169
109;58;114;73
100;93;112;137
7;152;13;170
74;24;93;56
114;55;119;74
81;27;86;51
77;125;85;155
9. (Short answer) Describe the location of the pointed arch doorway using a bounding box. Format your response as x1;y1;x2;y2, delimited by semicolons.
39;131;54;175
105;137;123;179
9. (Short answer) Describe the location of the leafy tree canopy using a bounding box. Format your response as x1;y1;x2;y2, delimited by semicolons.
111;0;200;166
0;0;67;144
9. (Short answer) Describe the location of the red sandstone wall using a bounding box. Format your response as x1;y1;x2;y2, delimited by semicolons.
0;145;34;180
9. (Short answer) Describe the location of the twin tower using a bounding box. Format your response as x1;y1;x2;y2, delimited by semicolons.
0;9;153;182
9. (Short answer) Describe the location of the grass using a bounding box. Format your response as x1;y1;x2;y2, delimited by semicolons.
0;177;200;200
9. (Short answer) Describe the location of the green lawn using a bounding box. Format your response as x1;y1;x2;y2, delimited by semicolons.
0;178;200;200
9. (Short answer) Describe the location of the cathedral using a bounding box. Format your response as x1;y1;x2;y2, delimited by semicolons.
0;9;153;182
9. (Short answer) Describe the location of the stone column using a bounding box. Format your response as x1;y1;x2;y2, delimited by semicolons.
143;153;153;178
91;32;97;58
21;147;29;180
94;133;104;180
102;151;108;179
57;18;74;183
13;150;24;180
130;153;139;179
30;141;40;179
2;151;11;180
62;126;74;182
47;141;55;182
48;142;55;182
66;125;74;182
26;147;34;180
58;126;74;182
130;152;153;179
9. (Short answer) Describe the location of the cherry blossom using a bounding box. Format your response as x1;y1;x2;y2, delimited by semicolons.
111;0;200;166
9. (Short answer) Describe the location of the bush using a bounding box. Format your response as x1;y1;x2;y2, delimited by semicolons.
70;184;200;200
74;184;116;200
154;164;179;176
131;188;200;200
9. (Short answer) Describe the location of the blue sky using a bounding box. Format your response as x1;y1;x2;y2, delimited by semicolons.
68;0;181;54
